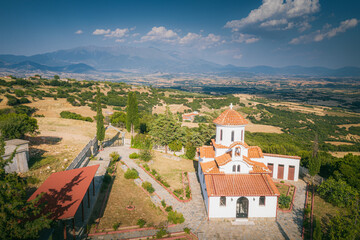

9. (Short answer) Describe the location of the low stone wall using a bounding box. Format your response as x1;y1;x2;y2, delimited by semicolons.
299;166;324;185
66;137;98;170
3;139;29;173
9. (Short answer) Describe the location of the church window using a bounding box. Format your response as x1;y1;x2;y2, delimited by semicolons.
235;147;241;156
232;165;236;172
220;196;226;206
231;131;234;142
237;165;241;172
259;196;265;206
220;129;223;141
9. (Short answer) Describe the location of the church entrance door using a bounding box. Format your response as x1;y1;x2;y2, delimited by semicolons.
236;197;249;218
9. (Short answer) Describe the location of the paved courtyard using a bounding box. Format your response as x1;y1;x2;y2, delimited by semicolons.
88;145;306;240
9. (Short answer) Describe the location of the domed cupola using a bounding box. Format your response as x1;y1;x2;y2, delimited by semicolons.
213;104;248;147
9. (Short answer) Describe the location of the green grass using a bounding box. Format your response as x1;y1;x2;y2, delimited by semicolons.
28;155;58;170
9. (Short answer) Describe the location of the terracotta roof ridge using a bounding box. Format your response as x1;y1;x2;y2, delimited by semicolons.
261;174;274;195
263;153;301;160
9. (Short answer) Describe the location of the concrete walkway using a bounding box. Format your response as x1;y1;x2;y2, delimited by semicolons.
88;145;306;240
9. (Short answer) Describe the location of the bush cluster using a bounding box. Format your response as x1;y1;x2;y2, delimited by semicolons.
60;111;93;122
124;168;138;179
142;181;155;193
278;194;291;209
129;152;139;159
167;210;185;224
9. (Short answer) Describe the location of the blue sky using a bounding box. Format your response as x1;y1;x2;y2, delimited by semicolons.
0;0;359;67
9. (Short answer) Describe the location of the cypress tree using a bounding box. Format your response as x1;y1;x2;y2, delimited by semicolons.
126;92;139;135
96;88;105;142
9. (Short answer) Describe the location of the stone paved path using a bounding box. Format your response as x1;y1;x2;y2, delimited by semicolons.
88;146;306;240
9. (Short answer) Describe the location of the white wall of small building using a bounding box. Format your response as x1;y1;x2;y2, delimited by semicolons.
197;164;209;213
215;124;245;147
220;160;252;174
253;156;300;181
208;196;277;219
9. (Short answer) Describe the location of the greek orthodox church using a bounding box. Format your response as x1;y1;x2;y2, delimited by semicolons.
197;104;300;220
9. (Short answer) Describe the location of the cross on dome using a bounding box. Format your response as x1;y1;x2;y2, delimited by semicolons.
230;103;233;109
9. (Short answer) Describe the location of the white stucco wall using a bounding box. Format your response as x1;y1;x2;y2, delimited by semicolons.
208;196;277;219
215;124;245;147
197;165;209;213
220;161;252;174
253;156;300;181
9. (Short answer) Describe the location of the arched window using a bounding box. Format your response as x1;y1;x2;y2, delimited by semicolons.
220;196;226;206
241;130;243;141
237;165;241;172
232;165;236;172
235;147;241;156
231;131;234;142
220;129;223;141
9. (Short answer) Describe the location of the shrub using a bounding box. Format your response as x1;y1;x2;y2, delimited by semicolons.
110;152;120;162
142;181;155;193
165;206;173;212
113;222;120;230
60;111;93;122
167;210;185;224
129;152;139;159
137;219;146;228
185;143;196;160
169;140;182;152
278;194;291;209
161;200;166;208
183;227;190;234
173;189;183;197
124;168;139;179
151;169;157;176
140;149;152;162
156;228;168;239
143;164;150;171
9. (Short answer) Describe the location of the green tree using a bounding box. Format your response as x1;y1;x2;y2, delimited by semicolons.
110;111;126;128
149;107;182;154
96;88;105;142
54;75;60;80
0;137;52;239
185;143;196;160
126;92;139;135
0;113;39;139
327;213;359;240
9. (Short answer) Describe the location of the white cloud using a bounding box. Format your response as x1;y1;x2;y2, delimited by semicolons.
115;39;125;43
75;30;83;34
140;26;179;43
132;33;140;37
233;54;243;59
225;0;320;31
232;33;259;44
179;32;202;44
105;28;129;38
93;29;111;35
290;18;358;44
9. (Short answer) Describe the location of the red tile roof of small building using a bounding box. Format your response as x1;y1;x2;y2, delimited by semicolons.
263;153;301;160
198;146;215;159
205;174;280;197
213;108;248;126
248;146;264;158
28;165;99;220
215;152;232;166
200;161;220;174
211;139;228;149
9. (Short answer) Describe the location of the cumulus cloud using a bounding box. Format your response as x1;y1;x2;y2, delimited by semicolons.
225;0;320;31
105;28;129;38
179;32;202;44
93;29;111;35
140;26;179;43
75;30;83;34
290;18;358;44
232;33;259;44
233;54;243;59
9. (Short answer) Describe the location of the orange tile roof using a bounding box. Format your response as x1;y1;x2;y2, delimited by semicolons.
263;153;301;160
248;146;264;158
198;146;215;158
243;156;271;174
205;174;280;197
215;152;232;166
229;141;249;149
211;139;228;149
200;161;220;174
213;108;248;126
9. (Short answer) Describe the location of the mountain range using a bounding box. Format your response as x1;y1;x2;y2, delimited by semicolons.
1;46;360;76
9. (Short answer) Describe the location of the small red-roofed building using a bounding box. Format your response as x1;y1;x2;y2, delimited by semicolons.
182;111;199;121
197;104;300;220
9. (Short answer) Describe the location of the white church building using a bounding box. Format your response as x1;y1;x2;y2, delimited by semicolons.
197;105;301;220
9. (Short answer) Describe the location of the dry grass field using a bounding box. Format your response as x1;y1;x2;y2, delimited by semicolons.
325;141;354;146
149;151;195;190
97;166;167;229
329;151;360;158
